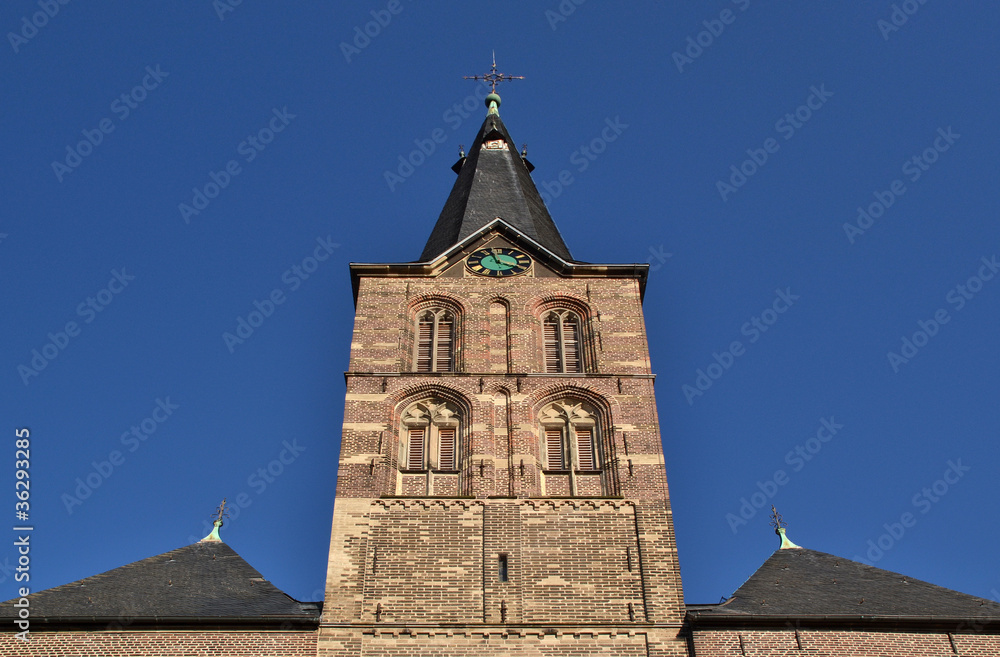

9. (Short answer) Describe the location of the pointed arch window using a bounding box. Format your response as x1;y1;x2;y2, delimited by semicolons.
401;400;461;473
414;308;455;372
543;309;583;373
539;401;601;473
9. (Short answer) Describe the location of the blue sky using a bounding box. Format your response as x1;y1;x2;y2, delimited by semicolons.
2;1;998;606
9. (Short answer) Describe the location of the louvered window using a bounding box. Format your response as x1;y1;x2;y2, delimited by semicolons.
543;316;560;372
543;310;584;373
435;317;453;372
438;427;456;470
414;309;455;372
416;318;433;372
576;428;595;470
546;429;564;470
407;428;425;470
563;317;581;373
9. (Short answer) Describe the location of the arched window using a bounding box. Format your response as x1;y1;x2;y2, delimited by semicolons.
414;308;455;372
401;400;461;472
539;400;600;472
539;399;608;497
543;309;583;373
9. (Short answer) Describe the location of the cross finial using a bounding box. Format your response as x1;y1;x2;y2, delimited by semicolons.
200;498;231;543
463;52;524;93
769;505;786;532
214;498;230;524
770;506;801;550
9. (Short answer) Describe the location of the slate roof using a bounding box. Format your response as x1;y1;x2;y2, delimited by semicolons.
419;111;574;262
0;541;319;625
688;547;1000;623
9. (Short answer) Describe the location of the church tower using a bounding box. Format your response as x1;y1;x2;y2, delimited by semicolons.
319;84;688;656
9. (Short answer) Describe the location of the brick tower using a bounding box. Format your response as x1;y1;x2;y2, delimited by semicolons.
318;89;688;656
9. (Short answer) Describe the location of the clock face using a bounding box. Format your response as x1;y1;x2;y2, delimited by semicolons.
466;247;532;277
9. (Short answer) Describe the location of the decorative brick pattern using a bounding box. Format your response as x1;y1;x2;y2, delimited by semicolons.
316;628;692;657
691;628;1000;656
363;501;484;623
0;631;316;656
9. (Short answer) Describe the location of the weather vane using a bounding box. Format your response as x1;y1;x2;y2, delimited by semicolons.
463;51;524;93
769;505;786;532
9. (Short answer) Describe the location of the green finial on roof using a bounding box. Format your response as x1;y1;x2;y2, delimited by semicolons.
200;498;230;543
770;505;801;549
486;93;501;115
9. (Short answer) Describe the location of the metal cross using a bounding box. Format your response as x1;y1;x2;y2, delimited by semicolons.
769;505;787;531
213;498;231;524
464;52;524;93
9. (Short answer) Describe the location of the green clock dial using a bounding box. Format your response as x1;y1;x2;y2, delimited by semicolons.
466;248;532;277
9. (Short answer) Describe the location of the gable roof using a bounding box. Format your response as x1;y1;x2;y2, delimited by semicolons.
419;110;574;262
349;218;649;305
0;541;319;627
688;547;1000;627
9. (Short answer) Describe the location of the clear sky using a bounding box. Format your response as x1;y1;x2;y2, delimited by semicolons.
2;2;998;607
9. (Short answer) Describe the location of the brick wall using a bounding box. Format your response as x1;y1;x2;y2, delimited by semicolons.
0;630;316;657
690;628;1000;656
317;627;692;657
322;232;687;654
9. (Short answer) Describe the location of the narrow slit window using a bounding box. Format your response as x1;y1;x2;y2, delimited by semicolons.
498;554;509;582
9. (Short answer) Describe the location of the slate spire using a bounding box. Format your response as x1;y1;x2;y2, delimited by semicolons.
419;92;574;262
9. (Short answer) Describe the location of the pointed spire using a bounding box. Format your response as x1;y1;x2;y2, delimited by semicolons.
770;506;801;549
200;498;229;543
420;63;572;262
420;110;573;262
